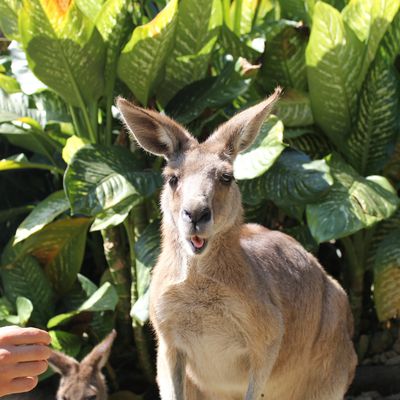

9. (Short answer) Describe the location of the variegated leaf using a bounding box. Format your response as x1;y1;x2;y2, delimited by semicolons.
157;0;222;105
117;0;178;106
275;89;314;127
379;10;400;62
20;218;91;294
306;2;363;146
345;59;399;175
0;0;21;41
342;0;400;87
261;24;307;92
373;229;400;321
306;154;399;243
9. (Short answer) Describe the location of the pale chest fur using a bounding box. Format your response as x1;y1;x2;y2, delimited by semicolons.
151;274;251;395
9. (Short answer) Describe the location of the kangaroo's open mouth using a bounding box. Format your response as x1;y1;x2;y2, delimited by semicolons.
189;236;207;254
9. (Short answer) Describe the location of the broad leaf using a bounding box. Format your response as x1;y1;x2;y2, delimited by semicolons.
233;115;285;180
49;330;82;358
239;149;333;207
19;0;105;107
274;90;314;127
0;73;21;94
131;220;160;326
342;0;400;88
261;23;308;91
158;0;222;104
165;60;253;124
306;2;362;146
47;282;118;328
65;145;162;216
0;153;62;174
14;190;70;244
379;10;400;63
118;0;178;105
16;296;33;326
0;0;21;41
306;154;399;243
373;229;400;321
62;135;89;164
1;243;54;326
345;59;399;175
21;218;91;294
230;0;259;34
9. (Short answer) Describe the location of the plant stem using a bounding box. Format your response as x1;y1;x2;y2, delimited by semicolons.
102;227;132;343
342;235;365;336
233;0;243;35
124;211;155;383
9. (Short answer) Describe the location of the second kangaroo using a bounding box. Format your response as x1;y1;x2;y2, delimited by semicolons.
118;89;357;400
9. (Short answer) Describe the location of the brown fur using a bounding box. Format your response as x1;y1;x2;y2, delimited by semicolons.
117;89;357;400
4;330;116;400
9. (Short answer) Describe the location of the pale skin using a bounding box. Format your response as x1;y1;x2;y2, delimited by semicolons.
0;326;51;397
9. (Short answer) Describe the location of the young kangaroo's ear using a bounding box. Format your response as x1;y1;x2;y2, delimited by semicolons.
117;97;196;160
48;350;79;376
206;87;281;158
81;329;117;371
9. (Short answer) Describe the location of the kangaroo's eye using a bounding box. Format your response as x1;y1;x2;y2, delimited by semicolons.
169;175;179;188
220;173;234;184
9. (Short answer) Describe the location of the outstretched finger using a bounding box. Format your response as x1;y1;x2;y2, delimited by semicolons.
9;360;48;379
0;327;51;346
2;376;38;395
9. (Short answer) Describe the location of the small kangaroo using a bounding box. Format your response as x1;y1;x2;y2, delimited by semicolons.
117;89;357;400
4;330;116;400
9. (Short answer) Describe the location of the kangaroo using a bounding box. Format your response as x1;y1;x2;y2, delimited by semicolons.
3;330;116;400
117;89;357;400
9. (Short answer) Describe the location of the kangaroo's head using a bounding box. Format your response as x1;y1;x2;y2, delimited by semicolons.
49;330;116;400
118;89;280;258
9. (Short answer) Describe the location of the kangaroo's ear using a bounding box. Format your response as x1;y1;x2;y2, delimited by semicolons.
206;87;281;159
81;330;117;371
49;350;79;376
117;97;196;160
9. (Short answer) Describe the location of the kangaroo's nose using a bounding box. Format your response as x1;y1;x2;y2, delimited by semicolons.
182;207;211;225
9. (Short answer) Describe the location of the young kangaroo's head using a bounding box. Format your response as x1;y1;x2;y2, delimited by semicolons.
117;89;280;257
49;330;116;400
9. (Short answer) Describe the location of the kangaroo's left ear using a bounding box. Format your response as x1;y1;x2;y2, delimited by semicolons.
206;87;281;158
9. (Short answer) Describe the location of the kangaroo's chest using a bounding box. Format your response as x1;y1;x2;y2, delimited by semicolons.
152;277;250;394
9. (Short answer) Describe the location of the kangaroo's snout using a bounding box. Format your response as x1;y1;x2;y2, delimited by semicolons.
181;207;212;226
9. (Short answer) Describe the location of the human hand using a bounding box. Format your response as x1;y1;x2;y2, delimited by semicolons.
0;326;51;397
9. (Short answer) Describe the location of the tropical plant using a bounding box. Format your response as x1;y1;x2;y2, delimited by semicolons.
0;0;399;395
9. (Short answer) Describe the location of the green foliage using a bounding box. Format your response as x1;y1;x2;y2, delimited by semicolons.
1;0;400;395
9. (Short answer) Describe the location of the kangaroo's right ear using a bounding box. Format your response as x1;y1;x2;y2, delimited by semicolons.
116;97;197;160
48;350;79;376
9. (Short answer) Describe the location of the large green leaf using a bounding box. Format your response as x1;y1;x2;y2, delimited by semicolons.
0;0;21;40
20;218;91;294
117;0;178;105
345;59;399;175
165;60;252;125
230;0;259;34
47;282;118;328
0;73;21;94
0;153;62;174
14;190;70;244
274;89;314;127
379;10;400;63
1;243;54;326
49;330;82;358
342;0;399;87
261;22;308;91
239;149;333;207
306;2;362;145
19;0;105;107
158;0;222;105
306;154;399;243
64;145;162;216
131;220;161;326
233;115;285;180
373;229;400;321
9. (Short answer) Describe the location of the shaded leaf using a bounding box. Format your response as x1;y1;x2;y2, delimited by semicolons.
47;282;118;328
49;330;82;358
64;145;162;216
240;149;333;207
21;218;91;294
306;154;399;242
0;153;61;174
373;229;400;321
158;0;222;104
14;191;69;244
0;0;21;41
